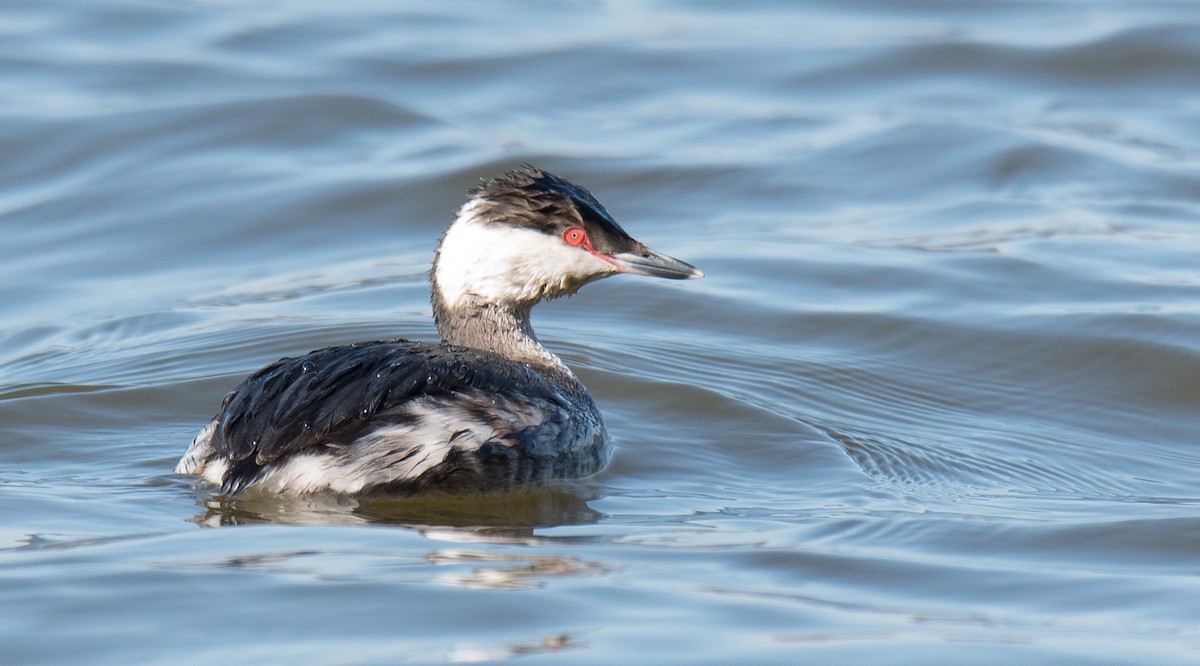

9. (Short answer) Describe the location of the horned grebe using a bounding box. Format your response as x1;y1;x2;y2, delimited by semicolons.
175;166;702;494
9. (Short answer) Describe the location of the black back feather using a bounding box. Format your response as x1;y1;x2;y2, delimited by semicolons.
209;339;574;469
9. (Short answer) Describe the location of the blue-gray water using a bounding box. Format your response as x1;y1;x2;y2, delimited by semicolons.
2;1;1199;663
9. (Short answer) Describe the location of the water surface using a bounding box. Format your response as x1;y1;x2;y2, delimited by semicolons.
2;1;1199;663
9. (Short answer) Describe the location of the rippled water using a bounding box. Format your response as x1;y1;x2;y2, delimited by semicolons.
3;1;1200;663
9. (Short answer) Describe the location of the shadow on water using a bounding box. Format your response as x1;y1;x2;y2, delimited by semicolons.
188;481;605;536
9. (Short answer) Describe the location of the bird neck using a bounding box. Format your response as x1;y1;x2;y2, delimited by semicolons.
430;286;570;374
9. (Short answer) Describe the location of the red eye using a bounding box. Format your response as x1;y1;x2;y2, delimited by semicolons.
563;226;587;247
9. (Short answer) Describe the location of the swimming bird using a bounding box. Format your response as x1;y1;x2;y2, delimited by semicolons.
175;166;703;494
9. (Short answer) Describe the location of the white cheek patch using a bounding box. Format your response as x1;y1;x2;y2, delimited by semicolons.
435;208;614;308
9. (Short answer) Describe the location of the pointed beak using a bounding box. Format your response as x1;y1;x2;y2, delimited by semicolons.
609;246;704;280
